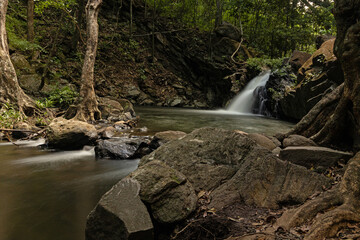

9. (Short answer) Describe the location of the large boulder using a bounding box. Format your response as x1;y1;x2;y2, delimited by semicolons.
141;128;331;209
130;160;197;224
279;146;353;169
86;178;154;240
47;117;98;150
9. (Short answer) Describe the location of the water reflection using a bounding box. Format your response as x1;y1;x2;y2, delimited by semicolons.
136;106;294;135
0;142;138;240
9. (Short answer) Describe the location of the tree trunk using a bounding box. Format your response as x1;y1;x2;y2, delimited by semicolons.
27;0;34;42
215;0;222;28
73;0;102;122
290;0;360;150
71;0;85;51
0;0;35;116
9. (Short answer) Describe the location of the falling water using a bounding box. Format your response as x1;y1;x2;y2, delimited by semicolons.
226;71;271;114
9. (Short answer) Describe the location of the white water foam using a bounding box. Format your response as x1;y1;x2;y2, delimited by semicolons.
13;148;95;165
226;71;271;114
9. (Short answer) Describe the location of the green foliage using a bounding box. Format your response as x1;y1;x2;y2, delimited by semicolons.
35;0;77;15
38;86;78;110
246;57;284;72
148;0;336;57
0;103;23;129
6;15;42;52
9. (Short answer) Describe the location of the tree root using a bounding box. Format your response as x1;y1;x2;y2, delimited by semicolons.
287;83;343;138
276;152;360;239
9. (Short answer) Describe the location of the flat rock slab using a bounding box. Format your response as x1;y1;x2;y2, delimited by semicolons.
86;178;153;240
279;146;353;169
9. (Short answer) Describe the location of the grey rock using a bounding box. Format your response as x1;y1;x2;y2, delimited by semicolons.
131;160;197;223
283;134;317;147
47;118;98;150
86;178;153;240
210;153;331;209
142;127;331;209
19;74;41;92
98;126;116;139
95;137;150;160
170;97;183;107
279;146;353;169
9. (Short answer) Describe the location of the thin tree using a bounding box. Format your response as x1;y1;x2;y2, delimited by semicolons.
73;0;102;122
0;0;36;116
27;0;34;42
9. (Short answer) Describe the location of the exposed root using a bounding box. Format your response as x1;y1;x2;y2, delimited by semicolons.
287;83;343;138
276;152;360;239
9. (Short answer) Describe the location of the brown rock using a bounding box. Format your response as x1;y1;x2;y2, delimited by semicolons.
248;133;277;151
283;134;317;147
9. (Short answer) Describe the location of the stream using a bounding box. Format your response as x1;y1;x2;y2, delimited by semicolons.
0;107;294;240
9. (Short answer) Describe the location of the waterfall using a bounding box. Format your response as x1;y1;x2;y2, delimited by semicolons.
226;71;270;114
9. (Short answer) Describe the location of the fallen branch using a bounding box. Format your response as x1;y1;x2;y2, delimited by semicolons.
0;128;36;133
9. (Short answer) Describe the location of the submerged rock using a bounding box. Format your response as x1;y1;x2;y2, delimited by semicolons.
86;178;153;240
47;118;98;150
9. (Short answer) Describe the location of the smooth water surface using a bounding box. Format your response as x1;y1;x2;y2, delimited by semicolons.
0;141;138;240
136;106;294;135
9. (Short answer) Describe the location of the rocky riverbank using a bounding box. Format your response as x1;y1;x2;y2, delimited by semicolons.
83;127;354;240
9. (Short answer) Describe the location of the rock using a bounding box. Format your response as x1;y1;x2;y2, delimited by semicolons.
95;136;150;160
248;133;277;151
98;126;116;139
272;147;282;156
283;134;317;147
11;53;34;74
153;130;186;146
209;152;331;209
47;117;98;150
277;39;343;120
141;128;330;210
214;22;242;42
289;50;311;73
18;74;42;92
86;178;154;240
279;146;353;169
12;122;35;139
315;35;335;49
118;99;136;117
170;97;184;107
114;121;130;130
130;160;197;224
